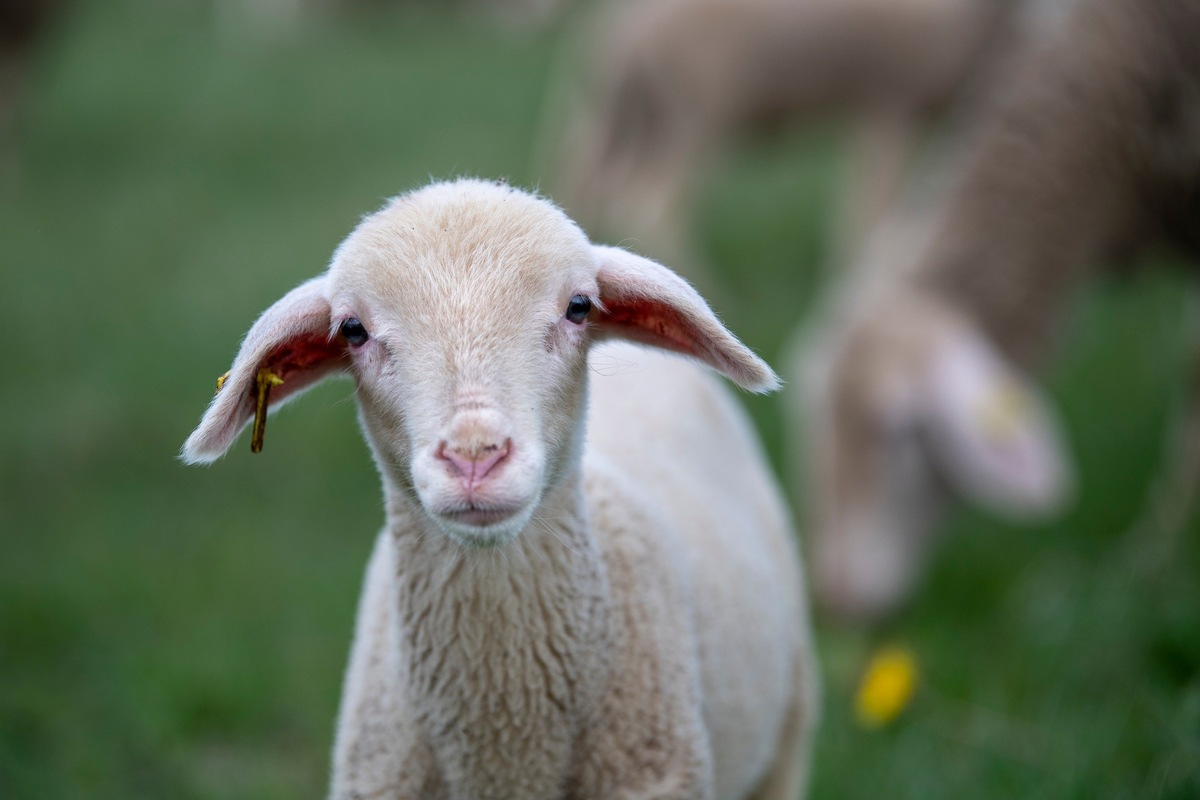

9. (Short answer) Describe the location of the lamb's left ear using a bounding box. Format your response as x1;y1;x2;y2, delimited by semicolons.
591;245;780;392
181;275;349;464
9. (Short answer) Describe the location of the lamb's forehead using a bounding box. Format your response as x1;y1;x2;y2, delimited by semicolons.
330;181;596;302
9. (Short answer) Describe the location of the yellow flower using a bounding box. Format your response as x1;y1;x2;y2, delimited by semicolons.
855;644;918;728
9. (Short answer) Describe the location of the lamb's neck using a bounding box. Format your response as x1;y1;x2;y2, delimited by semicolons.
385;477;614;800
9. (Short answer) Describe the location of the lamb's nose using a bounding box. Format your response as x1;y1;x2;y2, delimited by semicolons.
437;439;512;485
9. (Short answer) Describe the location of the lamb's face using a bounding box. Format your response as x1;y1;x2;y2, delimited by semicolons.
327;184;599;546
182;180;778;544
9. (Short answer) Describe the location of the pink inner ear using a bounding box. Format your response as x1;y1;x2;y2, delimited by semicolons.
598;296;705;359
266;335;346;380
248;333;349;406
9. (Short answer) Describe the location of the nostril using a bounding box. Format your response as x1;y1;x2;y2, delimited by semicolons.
435;441;459;475
474;439;511;481
437;438;512;483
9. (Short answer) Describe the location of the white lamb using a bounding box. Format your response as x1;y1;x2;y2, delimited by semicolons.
182;179;818;800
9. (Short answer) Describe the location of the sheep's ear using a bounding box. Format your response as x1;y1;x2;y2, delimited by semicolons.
590;245;780;392
182;275;349;464
922;325;1075;518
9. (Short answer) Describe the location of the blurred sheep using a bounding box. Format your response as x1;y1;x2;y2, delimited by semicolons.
549;0;1022;277
792;0;1200;621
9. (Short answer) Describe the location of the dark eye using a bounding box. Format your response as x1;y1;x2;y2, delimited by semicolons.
565;294;592;325
340;318;369;346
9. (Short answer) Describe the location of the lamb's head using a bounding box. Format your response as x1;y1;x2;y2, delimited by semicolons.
801;292;1074;621
182;179;777;546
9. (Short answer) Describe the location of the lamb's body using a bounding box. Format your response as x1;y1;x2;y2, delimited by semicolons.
793;0;1200;619
586;344;811;799
183;180;815;799
334;342;812;799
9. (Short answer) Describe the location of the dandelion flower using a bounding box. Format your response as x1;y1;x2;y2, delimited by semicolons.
855;644;918;728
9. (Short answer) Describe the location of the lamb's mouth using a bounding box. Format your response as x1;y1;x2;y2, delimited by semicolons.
441;504;522;528
431;502;529;545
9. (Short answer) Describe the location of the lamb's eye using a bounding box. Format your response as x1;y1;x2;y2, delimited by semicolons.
565;295;592;325
340;318;369;346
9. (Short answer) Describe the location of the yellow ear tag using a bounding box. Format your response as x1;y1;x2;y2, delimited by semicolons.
215;371;230;394
251;367;285;454
977;381;1031;445
855;644;918;729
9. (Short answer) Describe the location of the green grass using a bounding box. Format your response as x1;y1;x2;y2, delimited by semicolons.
2;1;1198;797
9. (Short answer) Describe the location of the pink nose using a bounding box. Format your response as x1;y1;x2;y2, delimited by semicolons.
437;439;512;487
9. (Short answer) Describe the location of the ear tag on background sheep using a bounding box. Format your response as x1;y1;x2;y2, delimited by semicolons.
250;367;285;454
975;380;1031;445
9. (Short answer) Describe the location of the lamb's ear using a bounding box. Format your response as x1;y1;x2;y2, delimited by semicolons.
922;324;1075;518
181;275;349;464
591;245;780;392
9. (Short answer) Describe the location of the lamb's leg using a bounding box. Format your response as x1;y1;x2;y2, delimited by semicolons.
570;499;717;800
329;531;442;800
575;699;715;800
745;648;819;800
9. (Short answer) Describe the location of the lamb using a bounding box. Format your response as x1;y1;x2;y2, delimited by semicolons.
182;179;818;800
790;0;1200;621
549;0;1021;273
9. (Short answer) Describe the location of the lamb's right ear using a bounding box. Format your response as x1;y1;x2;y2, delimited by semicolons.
590;245;780;392
181;275;348;464
922;323;1075;518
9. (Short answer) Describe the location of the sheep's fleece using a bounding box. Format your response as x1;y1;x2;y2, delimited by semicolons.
183;179;817;800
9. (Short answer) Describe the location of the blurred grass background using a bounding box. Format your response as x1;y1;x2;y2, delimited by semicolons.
2;1;1198;797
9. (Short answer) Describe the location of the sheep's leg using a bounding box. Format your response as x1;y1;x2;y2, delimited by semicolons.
564;486;716;800
600;125;719;293
557;69;714;288
329;532;442;800
833;112;918;266
745;648;819;800
574;696;715;800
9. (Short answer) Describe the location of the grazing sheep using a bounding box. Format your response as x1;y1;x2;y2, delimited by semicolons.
183;179;817;800
550;0;1021;273
791;0;1200;621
